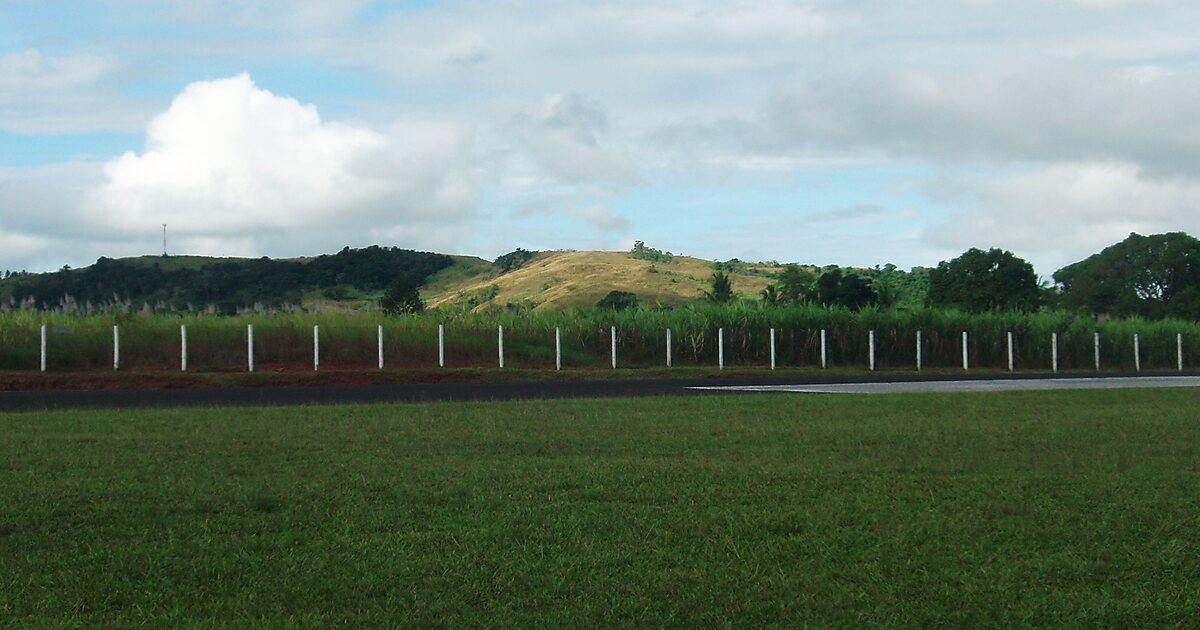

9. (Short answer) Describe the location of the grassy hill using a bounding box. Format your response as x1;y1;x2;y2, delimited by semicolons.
423;251;796;311
2;246;926;313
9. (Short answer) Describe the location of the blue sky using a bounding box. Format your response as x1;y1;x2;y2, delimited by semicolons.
3;0;1200;277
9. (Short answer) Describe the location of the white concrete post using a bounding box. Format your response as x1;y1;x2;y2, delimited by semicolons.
869;329;876;371
961;331;969;370
666;328;672;368
718;327;725;370
1007;331;1014;372
438;324;445;368
555;327;562;371
1134;333;1141;372
1051;332;1059;373
820;328;827;369
1094;332;1101;371
1178;333;1184;372
770;328;776;370
377;325;384;370
611;326;617;369
916;330;922;371
113;325;119;371
180;324;188;372
40;324;46;372
247;324;254;372
498;325;504;369
313;325;320;371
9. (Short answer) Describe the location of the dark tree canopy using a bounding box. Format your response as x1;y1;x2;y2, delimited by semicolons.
596;290;639;311
628;241;673;263
927;248;1041;313
705;271;734;304
1;246;453;313
777;264;815;304
379;272;425;315
1053;232;1200;320
493;248;539;274
815;268;876;310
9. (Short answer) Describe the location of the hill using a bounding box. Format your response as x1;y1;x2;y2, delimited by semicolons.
0;247;457;313
423;250;793;311
0;245;928;313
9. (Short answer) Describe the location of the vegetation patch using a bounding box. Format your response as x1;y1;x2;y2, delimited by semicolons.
2;389;1199;625
0;246;453;313
4;302;1198;373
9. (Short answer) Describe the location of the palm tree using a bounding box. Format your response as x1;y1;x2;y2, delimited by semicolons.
760;284;781;306
705;271;734;304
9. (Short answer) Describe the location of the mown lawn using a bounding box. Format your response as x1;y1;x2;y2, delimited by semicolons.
2;390;1199;626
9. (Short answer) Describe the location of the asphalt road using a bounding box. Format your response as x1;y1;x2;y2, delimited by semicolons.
3;372;1199;412
691;375;1200;395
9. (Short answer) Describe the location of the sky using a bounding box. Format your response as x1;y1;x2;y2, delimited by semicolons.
3;1;1200;279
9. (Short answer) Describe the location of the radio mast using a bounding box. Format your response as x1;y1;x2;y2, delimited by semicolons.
162;224;167;257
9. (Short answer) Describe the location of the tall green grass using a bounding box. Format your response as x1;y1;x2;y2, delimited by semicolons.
1;303;1198;372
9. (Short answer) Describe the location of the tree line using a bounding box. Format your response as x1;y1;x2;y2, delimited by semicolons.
682;232;1200;320
0;246;453;313
5;232;1199;320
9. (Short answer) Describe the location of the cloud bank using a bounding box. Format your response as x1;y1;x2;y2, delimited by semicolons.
2;74;478;268
8;0;1200;273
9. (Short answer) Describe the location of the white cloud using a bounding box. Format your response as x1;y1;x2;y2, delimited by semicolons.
0;230;53;273
0;50;110;92
90;74;476;239
10;0;1200;271
810;204;889;223
573;205;632;233
0;161;105;237
169;0;370;32
651;58;1200;177
1;74;479;270
0;50;150;133
924;162;1200;273
511;200;632;234
500;94;639;189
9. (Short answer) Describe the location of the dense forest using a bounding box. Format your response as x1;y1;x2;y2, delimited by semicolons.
0;246;453;313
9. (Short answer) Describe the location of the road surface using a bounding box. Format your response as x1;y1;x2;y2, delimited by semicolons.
3;373;1200;412
690;375;1200;395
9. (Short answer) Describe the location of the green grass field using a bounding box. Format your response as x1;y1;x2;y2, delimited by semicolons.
3;390;1200;626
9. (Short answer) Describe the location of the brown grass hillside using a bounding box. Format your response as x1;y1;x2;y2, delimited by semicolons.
423;251;790;311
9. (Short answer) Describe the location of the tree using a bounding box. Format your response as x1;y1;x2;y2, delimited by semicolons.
760;284;781;306
777;264;814;303
705;271;734;304
927;248;1041;313
494;248;538;273
629;240;672;262
814;268;876;310
379;272;424;315
872;278;898;310
1054;232;1200;319
596;290;639;311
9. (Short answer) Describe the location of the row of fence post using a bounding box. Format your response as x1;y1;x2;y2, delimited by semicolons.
20;324;1191;373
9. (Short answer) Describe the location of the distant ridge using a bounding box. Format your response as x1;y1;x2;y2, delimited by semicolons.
0;246;458;313
0;246;929;312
